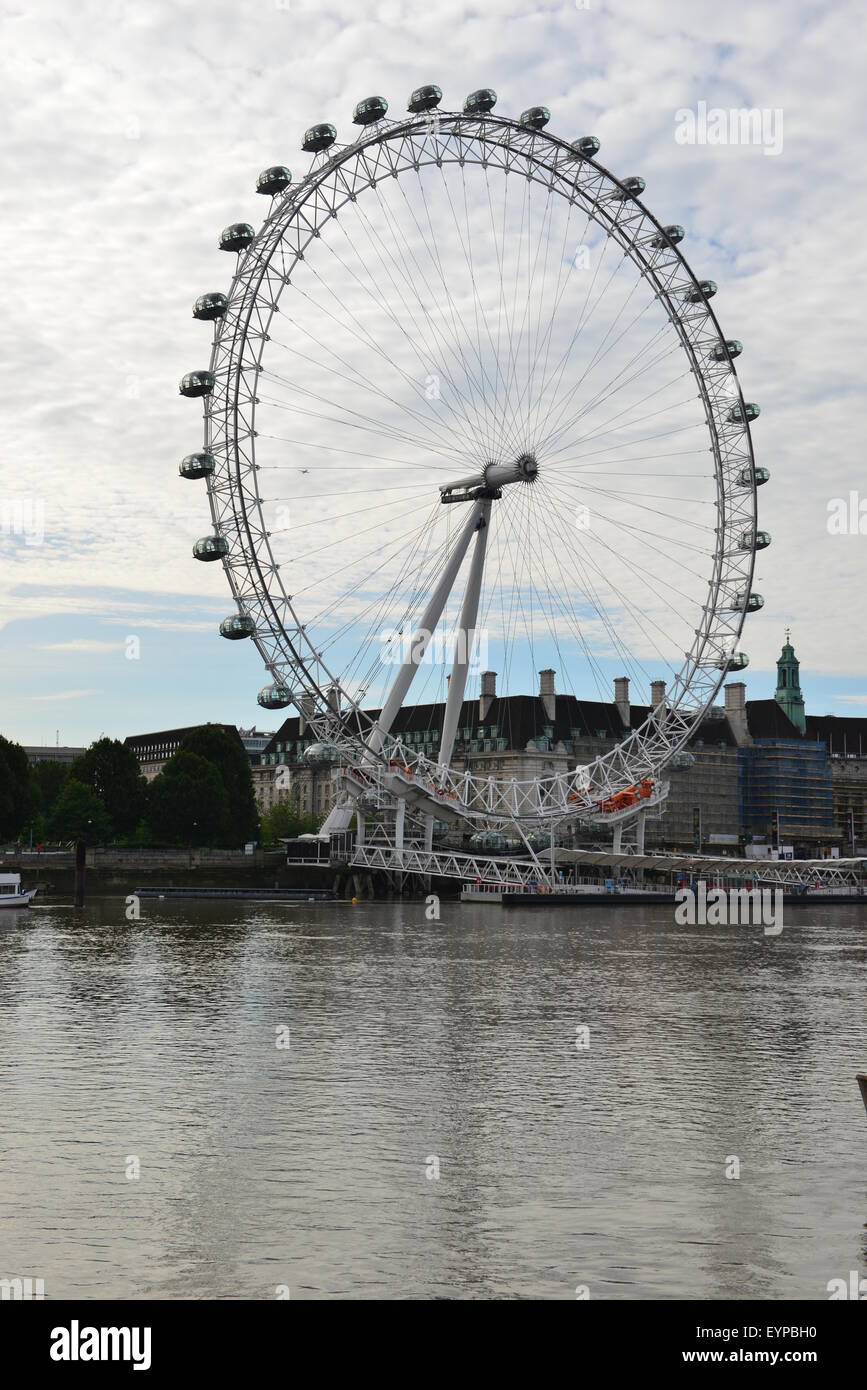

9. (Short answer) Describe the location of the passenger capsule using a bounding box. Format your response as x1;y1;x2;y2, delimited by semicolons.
727;402;761;424
735;591;765;613
304;741;343;766
193;292;228;321
257;684;294;710
672;750;695;769
719;652;750;671
219;614;255;640
650;224;685;248
256;165;292;196
684;279;717;303
570;135;600;157
740;529;771;551
219;223;255;253
179;370;215;398
463;88;497;114
408;84;442;114
192;535;229;562
737;465;771;487
612;176;645;200
353;95;388;126
179;452;216;480
710;339;743;362
520;105;550;130
302;123;337;153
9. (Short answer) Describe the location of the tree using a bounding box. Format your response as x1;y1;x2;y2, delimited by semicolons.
70;738;146;839
49;779;112;844
261;793;320;844
0;735;34;840
178;725;258;845
147;751;229;846
30;759;70;821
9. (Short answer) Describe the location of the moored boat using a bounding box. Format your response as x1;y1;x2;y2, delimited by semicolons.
0;873;38;908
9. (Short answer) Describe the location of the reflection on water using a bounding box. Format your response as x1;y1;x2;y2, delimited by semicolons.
0;897;865;1299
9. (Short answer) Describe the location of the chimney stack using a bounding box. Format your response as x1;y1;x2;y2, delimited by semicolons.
479;670;497;721
724;681;750;746
651;680;667;713
614;676;630;728
539;669;556;722
298;693;315;735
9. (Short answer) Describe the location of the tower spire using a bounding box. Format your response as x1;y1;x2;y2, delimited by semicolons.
775;633;806;733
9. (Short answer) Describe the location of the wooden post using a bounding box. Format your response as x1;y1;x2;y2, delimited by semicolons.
74;839;86;907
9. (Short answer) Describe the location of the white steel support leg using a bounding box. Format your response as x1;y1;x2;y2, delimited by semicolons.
635;809;646;855
395;797;406;867
613;823;623;855
438;499;491;773
368;499;486;756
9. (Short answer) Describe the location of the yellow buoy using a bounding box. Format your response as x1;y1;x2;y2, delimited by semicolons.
351;896;358;905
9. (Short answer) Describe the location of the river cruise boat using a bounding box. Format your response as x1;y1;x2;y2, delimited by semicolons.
0;873;37;908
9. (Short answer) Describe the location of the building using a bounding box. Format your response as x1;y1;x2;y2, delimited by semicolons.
258;637;866;855
23;745;86;766
124;725;246;782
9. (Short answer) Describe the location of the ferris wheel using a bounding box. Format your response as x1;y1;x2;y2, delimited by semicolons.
179;85;768;833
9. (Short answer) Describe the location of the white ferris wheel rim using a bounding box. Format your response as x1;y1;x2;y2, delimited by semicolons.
190;104;761;823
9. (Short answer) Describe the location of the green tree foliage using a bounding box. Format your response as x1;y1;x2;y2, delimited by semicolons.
260;793;320;845
178;725;259;845
0;735;34;840
49;778;112;844
30;759;70;821
147;751;229;846
70;738;146;839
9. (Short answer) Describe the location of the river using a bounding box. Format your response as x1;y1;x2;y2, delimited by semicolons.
1;896;865;1299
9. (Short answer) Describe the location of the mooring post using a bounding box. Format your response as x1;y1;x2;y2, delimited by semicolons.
74;839;86;907
857;1073;867;1117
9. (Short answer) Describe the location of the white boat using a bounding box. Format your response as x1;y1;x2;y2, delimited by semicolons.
0;873;37;908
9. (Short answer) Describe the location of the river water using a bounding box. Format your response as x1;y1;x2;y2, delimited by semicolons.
1;896;865;1300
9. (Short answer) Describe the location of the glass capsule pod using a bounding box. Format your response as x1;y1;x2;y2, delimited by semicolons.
719;652;750;671
463;88;497;114
710;339;743;362
570;135;600;157
179;370;215;398
256;165;292;195
672;750;696;769
684;279;717;303
408;84;442;113
612;176;645;200
219;223;255;253
302;123;337;152
651;224;685;248
734;591;765;612
219;614;255;640
257;684;294;710
353;95;388;126
737;465;771;487
304;741;343;766
192;535;229;561
193;292;228;321
740;529;771;550
727;402;761;424
520;105;550;130
179;452;216;480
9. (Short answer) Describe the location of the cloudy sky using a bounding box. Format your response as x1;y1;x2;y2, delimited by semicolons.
1;0;865;749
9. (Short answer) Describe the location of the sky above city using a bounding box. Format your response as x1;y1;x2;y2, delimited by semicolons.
1;0;865;748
